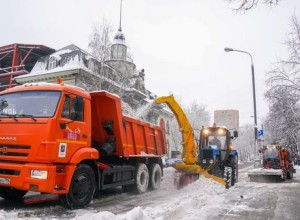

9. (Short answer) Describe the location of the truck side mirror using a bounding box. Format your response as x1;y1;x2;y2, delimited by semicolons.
233;130;238;138
60;122;67;129
0;100;8;110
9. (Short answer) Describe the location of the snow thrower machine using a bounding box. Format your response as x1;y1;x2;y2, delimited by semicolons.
155;95;238;189
248;145;296;182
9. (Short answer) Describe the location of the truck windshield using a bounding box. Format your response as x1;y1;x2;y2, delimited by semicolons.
0;91;61;118
207;135;226;150
201;128;227;150
264;147;278;160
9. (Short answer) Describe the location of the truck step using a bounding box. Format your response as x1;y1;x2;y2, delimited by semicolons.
24;194;59;204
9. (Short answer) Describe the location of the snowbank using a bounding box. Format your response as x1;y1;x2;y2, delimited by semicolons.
0;167;227;220
2;165;298;219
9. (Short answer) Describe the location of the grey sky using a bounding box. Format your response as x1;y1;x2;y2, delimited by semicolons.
1;0;299;126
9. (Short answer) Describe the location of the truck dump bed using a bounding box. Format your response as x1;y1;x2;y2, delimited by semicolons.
90;91;167;157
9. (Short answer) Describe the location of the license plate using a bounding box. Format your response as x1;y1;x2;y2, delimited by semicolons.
0;177;10;184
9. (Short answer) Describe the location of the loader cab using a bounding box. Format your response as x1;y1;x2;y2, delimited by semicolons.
262;145;281;169
199;127;231;150
263;145;279;160
198;126;237;168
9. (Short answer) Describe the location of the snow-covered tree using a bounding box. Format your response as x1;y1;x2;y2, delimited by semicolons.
88;18;113;62
185;101;210;142
264;15;300;157
234;124;256;162
168;98;210;153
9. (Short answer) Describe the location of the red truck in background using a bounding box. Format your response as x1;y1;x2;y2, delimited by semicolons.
248;145;295;181
0;79;167;209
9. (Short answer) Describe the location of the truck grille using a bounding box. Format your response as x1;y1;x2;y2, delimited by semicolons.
0;168;20;176
0;145;31;157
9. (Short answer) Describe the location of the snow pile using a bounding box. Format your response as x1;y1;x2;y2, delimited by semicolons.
72;207;151;220
70;168;228;220
0;167;229;220
143;176;227;220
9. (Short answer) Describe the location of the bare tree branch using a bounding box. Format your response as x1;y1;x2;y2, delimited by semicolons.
226;0;280;12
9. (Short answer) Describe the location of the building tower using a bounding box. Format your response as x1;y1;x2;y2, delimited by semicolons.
105;0;136;77
110;0;127;60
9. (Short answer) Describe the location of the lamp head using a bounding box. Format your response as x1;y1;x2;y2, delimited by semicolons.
224;47;234;52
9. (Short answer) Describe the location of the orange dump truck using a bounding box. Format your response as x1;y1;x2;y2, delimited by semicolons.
0;80;167;209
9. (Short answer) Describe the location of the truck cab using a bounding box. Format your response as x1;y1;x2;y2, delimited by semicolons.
0;82;98;195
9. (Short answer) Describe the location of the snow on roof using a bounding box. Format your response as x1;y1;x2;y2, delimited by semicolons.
50;49;72;61
14;43;156;102
18;44;95;77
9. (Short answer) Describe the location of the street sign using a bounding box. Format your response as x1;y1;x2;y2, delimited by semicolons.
258;129;264;138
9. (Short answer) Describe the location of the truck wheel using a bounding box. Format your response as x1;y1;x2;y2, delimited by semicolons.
135;163;149;193
0;187;27;200
224;166;232;189
149;163;162;190
287;167;294;179
60;164;95;209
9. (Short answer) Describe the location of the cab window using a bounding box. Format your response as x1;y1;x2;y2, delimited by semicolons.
61;95;84;121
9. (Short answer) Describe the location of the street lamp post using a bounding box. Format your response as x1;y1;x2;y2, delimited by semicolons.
224;47;258;156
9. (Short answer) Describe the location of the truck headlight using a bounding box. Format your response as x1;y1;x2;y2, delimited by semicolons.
30;170;48;179
209;159;214;164
202;159;206;164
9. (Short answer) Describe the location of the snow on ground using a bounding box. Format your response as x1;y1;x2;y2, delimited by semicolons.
0;165;299;219
70;167;228;220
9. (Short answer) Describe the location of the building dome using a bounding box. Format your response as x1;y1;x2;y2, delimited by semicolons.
113;29;126;46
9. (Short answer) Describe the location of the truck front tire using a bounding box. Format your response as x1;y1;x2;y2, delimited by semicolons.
0;187;27;200
60;164;95;209
287;167;294;179
149;163;162;190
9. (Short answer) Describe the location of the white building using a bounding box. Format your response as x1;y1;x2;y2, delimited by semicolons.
214;110;239;131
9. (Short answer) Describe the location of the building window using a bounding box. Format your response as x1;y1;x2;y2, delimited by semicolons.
48;57;57;70
88;59;95;71
111;44;126;60
166;120;170;134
